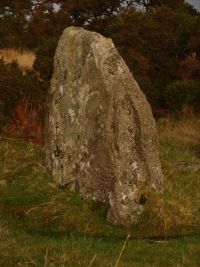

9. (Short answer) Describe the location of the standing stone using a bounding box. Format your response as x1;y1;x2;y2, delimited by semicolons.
46;27;164;226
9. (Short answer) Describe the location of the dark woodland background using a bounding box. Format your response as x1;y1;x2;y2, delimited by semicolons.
0;0;200;143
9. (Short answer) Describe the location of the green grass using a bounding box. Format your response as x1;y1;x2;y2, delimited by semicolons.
0;114;200;266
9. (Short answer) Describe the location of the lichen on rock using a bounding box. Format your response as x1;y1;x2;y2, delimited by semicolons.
45;26;164;226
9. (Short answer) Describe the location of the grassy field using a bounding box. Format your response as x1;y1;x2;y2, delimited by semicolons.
0;113;199;266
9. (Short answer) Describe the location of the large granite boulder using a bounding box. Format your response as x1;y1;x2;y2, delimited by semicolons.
46;27;164;226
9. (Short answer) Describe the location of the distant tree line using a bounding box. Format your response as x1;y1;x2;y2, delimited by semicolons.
0;0;200;129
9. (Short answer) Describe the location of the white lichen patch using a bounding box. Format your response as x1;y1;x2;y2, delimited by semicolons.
129;190;137;200
121;193;127;201
151;183;157;190
131;162;138;170
119;180;122;187
109;192;114;207
137;173;141;180
117;65;124;74
49;115;54;125
59;85;64;95
68;109;76;122
80;161;86;171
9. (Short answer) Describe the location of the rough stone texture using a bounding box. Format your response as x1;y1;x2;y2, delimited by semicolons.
0;179;7;187
46;27;164;226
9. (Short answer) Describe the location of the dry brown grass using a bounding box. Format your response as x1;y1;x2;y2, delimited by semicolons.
158;107;200;150
0;48;35;70
153;110;200;237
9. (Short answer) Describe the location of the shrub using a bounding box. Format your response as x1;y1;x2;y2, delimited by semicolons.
164;80;200;111
33;37;58;83
0;100;8;128
0;59;47;131
137;77;160;106
3;97;44;145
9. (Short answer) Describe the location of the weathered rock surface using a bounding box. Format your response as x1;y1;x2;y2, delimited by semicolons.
46;26;164;226
0;179;7;187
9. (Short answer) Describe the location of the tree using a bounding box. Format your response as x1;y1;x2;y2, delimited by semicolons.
180;53;200;80
130;0;199;14
0;0;34;47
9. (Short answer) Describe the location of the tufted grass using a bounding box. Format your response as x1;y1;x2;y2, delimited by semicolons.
0;113;199;266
